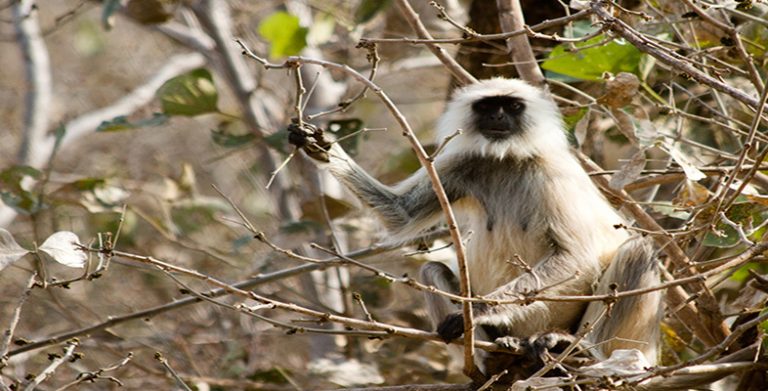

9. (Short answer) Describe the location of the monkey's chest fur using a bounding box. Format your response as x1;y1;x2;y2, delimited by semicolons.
443;154;627;297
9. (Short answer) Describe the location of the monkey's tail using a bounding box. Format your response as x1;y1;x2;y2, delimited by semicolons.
579;236;662;365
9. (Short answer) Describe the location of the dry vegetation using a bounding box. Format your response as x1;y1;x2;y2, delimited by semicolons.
1;0;768;390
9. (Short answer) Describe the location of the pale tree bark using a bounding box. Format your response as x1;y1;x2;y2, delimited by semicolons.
14;0;52;166
495;0;545;87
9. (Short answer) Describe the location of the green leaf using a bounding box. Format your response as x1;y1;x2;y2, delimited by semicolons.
729;263;768;283
264;128;289;153
248;368;289;384
156;68;218;116
171;198;230;234
280;220;321;234
703;203;768;248
703;224;741;248
0;166;43;215
97;113;168;132
258;12;308;58
542;35;643;80
563;107;588;132
0;166;42;188
69;178;107;191
210;125;257;147
355;0;391;24
52;124;67;157
743;24;768;58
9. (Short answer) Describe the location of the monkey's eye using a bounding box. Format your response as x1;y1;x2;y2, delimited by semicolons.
505;101;525;114
472;100;495;113
471;96;524;116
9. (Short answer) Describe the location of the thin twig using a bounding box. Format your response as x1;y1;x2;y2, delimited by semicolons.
265;149;297;190
306;42;381;120
430;128;463;161
53;352;133;391
679;0;763;92
633;310;768;384
361;9;591;45
353;292;375;322
21;341;78;391
155;353;192;391
717;211;754;246
0;274;37;364
6;240;408;358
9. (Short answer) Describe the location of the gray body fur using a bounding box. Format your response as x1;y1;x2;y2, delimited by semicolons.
303;78;662;370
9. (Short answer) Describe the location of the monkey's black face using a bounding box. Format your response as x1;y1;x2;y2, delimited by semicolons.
471;95;526;141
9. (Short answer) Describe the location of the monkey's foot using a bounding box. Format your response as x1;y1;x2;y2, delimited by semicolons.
529;331;577;358
494;336;524;353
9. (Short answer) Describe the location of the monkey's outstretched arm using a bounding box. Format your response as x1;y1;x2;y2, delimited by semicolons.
289;127;463;238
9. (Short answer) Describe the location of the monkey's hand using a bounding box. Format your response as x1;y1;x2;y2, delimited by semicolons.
287;120;333;163
436;312;464;342
436;303;489;343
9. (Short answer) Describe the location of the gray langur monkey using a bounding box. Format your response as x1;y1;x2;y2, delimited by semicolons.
288;78;662;377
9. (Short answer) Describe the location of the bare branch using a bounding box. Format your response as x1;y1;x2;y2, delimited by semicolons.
393;0;476;86
361;9;592;45
14;0;52;166
20;341;78;391
155;353;192;391
0;274;36;364
496;0;545;86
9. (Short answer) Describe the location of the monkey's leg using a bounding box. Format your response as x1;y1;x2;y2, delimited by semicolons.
420;261;498;374
419;261;461;327
579;237;662;365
